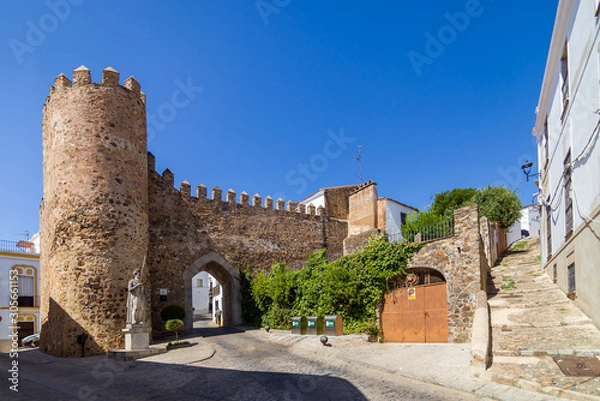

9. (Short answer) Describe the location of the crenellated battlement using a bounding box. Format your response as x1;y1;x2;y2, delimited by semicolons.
45;66;146;105
41;66;347;359
149;152;325;217
41;66;149;358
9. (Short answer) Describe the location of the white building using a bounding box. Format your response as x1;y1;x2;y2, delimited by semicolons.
191;271;210;315
299;184;418;244
209;275;223;324
0;237;40;352
378;197;419;243
506;205;542;245
533;0;600;327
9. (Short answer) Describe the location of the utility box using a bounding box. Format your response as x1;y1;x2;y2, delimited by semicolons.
291;316;307;335
324;315;343;336
306;316;324;335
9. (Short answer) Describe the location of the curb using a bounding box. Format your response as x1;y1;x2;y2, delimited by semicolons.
489;373;600;401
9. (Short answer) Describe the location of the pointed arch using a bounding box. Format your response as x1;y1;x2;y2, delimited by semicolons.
183;251;241;328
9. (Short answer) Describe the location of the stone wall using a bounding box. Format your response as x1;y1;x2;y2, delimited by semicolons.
344;181;379;253
40;67;149;357
147;163;348;334
39;67;350;357
322;185;358;220
407;205;487;343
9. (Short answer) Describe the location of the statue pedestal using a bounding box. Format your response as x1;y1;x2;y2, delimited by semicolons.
123;324;150;350
108;324;166;361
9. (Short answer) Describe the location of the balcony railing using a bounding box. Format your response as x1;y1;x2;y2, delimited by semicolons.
0;240;37;253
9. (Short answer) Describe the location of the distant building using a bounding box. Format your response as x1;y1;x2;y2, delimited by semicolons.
299;184;360;220
506;205;541;245
0;236;40;352
191;271;210;315
533;0;600;327
377;198;419;243
299;182;418;254
343;181;419;254
209;275;223;324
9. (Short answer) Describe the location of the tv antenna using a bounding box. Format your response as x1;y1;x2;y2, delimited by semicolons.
13;230;30;240
353;145;363;182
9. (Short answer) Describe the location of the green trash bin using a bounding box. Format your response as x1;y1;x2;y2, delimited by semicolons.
291;316;307;335
306;316;324;335
324;315;343;336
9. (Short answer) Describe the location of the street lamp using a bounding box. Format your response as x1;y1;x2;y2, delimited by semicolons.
521;161;540;182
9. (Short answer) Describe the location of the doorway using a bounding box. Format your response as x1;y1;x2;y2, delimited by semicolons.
381;268;448;342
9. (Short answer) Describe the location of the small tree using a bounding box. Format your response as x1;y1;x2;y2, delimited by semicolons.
473;186;522;229
165;319;184;341
431;187;478;218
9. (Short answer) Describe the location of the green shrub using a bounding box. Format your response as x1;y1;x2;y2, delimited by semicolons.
402;185;523;236
239;268;262;327
240;237;422;334
160;305;185;321
165;319;184;341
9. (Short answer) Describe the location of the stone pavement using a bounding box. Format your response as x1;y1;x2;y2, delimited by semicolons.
246;328;569;401
483;237;600;401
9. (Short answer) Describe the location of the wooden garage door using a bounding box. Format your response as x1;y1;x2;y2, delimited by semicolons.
381;282;448;342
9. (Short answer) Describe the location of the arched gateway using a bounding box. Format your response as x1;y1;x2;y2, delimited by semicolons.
183;252;242;329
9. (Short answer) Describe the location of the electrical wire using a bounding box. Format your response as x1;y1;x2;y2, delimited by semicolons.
573;188;600;224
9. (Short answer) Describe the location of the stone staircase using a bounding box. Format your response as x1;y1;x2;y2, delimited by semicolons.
485;237;600;400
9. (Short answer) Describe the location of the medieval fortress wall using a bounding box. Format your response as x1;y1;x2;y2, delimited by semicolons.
40;67;348;357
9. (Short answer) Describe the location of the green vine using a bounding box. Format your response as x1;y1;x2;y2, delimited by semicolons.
239;236;422;334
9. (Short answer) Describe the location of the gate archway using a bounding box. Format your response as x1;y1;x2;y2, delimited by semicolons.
183;251;242;329
381;267;448;342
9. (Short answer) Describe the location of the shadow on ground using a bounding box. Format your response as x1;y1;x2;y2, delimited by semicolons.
0;348;368;401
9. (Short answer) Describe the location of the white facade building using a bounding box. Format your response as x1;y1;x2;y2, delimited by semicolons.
533;0;600;327
379;198;419;243
507;205;542;245
191;271;210;315
209;275;223;324
0;238;40;352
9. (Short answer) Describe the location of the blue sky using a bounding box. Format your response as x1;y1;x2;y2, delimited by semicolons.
0;0;558;241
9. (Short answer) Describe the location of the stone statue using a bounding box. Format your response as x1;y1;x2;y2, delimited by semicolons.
127;268;146;325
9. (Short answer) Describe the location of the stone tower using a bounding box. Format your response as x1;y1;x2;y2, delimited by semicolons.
40;66;149;357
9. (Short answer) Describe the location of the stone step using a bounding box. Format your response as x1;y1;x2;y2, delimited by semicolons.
493;349;600;357
489;298;572;309
491;325;600;353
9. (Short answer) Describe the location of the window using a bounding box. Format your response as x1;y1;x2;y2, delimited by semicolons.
553;263;557;283
546;205;552;257
561;44;569;119
196;278;204;288
567;262;576;293
564;150;573;234
18;274;35;307
400;212;408;226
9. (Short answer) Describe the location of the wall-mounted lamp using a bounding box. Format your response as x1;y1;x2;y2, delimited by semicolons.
521;161;541;182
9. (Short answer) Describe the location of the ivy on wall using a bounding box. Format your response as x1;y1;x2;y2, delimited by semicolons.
240;237;422;334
